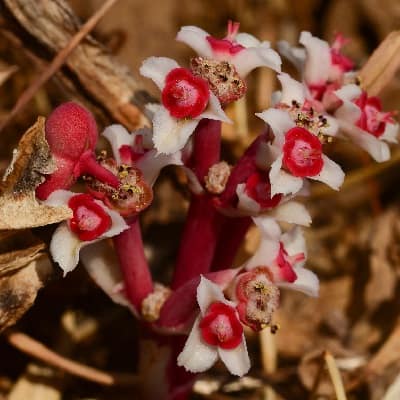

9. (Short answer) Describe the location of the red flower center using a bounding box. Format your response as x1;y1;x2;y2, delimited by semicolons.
162;68;210;119
68;194;111;241
245;171;282;209
199;302;243;349
354;92;394;137
206;20;245;56
206;36;244;55
282;127;323;177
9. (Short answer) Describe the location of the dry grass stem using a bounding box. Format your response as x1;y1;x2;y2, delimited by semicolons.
5;331;138;387
324;351;348;400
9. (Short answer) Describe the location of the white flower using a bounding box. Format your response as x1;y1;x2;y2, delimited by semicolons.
177;276;250;376
242;216;319;297
140;57;231;155
334;85;398;162
44;190;128;276
176;23;281;77
256;108;344;196
102;124;183;186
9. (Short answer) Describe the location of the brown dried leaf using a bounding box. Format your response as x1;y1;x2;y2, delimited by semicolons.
359;30;400;96
0;256;53;333
0;117;72;229
8;364;61;400
0;60;18;87
0;230;46;277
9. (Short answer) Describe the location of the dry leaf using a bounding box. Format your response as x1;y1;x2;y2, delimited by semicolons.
0;230;46;277
0;256;53;333
0;117;72;229
359;30;400;96
8;364;61;400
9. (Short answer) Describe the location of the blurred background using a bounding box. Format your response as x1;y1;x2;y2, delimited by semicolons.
0;0;400;399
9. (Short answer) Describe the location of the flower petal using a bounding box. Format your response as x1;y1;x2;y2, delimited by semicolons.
254;214;281;236
218;335;250;376
50;222;84;276
277;73;306;105
334;84;362;124
278;266;319;297
80;241;133;310
236;183;261;215
242;217;281;270
197;276;228;314
136;149;183;187
324;115;339;136
243;235;280;271
272;201;312;226
256;109;295;146
177;316;219;373
152;105;199;154
176;26;213;58
232;45;281;77
235;32;262;48
200;92;232;123
299;31;331;85
381;122;399;143
311;155;345;190
158;269;240;333
281;226;307;260
140;57;179;90
338;120;391;162
98;202;129;238
102;124;134;163
270;155;303;196
277;40;306;72
43;189;75;206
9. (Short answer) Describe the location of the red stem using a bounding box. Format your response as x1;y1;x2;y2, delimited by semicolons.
191;119;222;183
171;119;222;289
75;151;119;188
211;216;252;271
211;131;272;270
113;218;153;310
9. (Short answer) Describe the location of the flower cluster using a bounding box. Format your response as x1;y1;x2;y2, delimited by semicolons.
32;21;397;398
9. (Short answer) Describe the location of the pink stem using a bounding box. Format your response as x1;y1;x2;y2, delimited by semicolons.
113;217;153;310
171;119;222;289
75;151;119;188
211;131;272;270
211;216;252;271
171;195;222;289
191;119;222;183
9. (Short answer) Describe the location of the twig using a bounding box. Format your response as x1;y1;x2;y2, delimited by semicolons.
260;329;277;400
324;351;348;400
308;352;325;400
0;0;119;132
234;95;249;140
5;330;138;386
